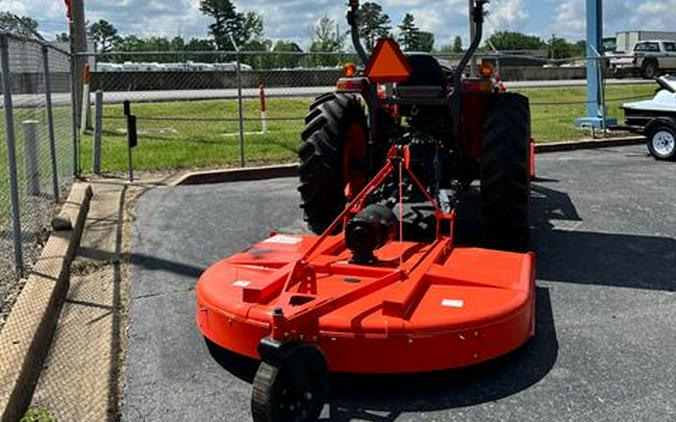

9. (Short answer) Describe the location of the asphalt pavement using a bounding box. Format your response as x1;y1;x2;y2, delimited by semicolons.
124;144;675;422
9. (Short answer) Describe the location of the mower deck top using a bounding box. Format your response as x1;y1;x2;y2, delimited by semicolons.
196;233;535;374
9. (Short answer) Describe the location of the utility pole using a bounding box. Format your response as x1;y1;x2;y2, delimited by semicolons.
70;0;87;131
574;0;616;132
551;33;556;60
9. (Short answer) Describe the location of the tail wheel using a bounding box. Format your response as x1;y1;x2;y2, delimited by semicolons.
251;344;328;422
480;93;531;252
299;93;369;234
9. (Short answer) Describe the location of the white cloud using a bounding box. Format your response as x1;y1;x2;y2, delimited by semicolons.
631;0;676;30
550;0;635;39
486;0;530;34
5;0;674;49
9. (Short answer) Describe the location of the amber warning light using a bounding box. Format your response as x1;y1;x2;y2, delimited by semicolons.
364;38;412;83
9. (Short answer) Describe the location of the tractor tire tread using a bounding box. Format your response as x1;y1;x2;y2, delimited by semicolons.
299;92;366;234
480;93;531;252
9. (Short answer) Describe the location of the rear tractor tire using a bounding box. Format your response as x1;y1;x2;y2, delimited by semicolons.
480;93;531;252
298;93;369;234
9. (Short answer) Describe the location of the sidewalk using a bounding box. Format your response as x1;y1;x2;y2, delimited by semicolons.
28;181;126;421
27;174;176;421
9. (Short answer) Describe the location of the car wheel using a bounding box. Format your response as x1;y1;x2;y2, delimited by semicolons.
642;61;658;79
613;68;625;79
647;124;676;161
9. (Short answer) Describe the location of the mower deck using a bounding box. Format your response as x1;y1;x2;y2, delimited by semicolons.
196;233;535;373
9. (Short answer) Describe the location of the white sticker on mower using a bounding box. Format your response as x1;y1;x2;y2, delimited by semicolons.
442;299;464;308
233;280;251;287
262;235;302;245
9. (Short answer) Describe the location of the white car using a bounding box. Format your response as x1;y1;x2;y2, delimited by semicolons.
611;40;676;79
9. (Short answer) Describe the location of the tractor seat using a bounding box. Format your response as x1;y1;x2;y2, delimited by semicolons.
398;54;447;106
399;54;448;100
404;55;447;87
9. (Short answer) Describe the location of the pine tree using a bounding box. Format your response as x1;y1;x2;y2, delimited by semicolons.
199;0;263;51
397;13;420;51
453;35;463;53
358;2;391;51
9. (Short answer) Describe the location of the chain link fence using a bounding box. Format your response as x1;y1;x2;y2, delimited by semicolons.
0;32;75;329
76;50;655;176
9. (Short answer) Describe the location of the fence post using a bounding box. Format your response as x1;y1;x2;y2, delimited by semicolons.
236;51;245;167
70;54;80;176
81;63;91;132
42;45;60;202
22;120;40;196
1;36;24;277
92;90;103;174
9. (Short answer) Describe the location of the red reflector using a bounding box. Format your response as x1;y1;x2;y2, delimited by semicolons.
337;78;365;91
364;38;412;83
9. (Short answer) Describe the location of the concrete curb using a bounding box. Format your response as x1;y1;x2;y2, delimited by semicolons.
173;163;298;186
174;137;646;186
534;136;645;153
0;183;93;422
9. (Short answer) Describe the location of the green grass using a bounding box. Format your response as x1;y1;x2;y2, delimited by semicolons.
3;84;657;182
0;105;73;220
515;84;655;141
79;97;310;173
76;84;656;173
20;408;55;422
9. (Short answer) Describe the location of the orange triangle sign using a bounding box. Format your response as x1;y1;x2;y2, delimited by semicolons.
364;38;412;83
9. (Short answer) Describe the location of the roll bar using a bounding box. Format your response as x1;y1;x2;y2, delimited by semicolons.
453;1;488;91
347;0;369;65
347;0;488;90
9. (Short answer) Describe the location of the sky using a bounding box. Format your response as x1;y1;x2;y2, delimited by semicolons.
3;0;676;49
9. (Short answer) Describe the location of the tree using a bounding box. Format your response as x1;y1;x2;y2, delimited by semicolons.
199;0;264;51
243;12;264;42
56;32;70;42
89;19;119;53
0;12;40;37
548;36;573;59
170;36;186;51
417;31;435;52
273;41;303;69
397;13;420;51
185;38;216;51
185;37;217;62
486;31;545;51
357;2;391;51
453;35;463;53
571;40;586;58
310;15;346;67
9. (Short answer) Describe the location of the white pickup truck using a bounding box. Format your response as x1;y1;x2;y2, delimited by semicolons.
610;40;676;79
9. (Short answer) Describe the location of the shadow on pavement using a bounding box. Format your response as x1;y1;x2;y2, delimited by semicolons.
530;183;676;292
322;287;557;421
129;252;205;279
168;175;672;418
202;289;557;420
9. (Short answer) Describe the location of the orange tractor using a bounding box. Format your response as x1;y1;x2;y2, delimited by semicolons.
196;1;536;421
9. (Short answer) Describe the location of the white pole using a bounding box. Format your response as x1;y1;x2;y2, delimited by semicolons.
259;84;268;134
92;90;103;174
22;120;41;196
80;62;91;133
